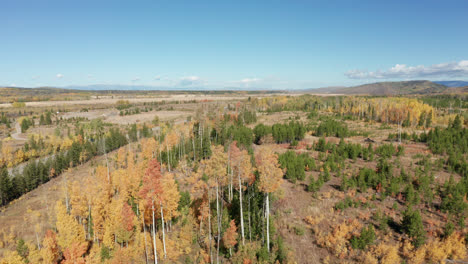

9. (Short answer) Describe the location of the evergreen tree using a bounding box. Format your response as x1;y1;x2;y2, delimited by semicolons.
401;206;426;247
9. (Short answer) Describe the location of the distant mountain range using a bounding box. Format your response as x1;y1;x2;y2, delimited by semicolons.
308;80;468;96
433;81;468;87
65;84;270;91
2;80;468;95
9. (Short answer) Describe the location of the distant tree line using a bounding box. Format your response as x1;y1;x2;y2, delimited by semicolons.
253;121;307;145
314;118;350;138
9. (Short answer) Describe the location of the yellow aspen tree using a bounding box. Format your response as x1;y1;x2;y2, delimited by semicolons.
151;171;181;260
110;248;132;264
116;147;127;169
204;145;228;264
161;172;181;225
91;165;112;243
256;147;283;253
70;181;88;225
164;130;179;172
112;168;131;199
142;137;158;160
55;200;86;250
103;198;122;249
0;250;24;264
127;151;144;200
26;241;41;263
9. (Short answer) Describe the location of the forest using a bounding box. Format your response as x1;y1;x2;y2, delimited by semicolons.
0;93;467;263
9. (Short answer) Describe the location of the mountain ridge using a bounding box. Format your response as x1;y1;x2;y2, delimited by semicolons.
434;81;468;87
306;80;454;95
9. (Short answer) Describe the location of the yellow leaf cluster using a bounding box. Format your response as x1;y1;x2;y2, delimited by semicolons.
363;242;401;264
55;200;86;250
316;219;361;257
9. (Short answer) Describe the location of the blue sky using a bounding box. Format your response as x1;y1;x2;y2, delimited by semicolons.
1;0;468;89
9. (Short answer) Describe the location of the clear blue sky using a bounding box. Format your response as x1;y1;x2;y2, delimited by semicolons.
1;0;468;89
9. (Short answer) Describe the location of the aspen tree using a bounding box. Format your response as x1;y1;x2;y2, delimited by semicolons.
223;219;238;256
229;141;254;246
256;147;283;253
40;230;59;264
204;145;228;264
139;158;163;264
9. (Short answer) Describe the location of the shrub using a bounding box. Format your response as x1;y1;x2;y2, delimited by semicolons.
308;175;324;193
376;143;396;158
12;102;26;108
293;225;305;236
350;225;375;250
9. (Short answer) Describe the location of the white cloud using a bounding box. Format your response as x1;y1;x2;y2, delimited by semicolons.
180;76;201;86
31;75;40;80
154;75;161;81
230;77;263;88
87;74;94;79
346;60;468;79
239;78;261;84
131;77;141;82
56;73;64;78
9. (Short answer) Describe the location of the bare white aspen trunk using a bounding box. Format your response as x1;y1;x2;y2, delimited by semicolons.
248;196;252;242
192;136;196;161
216;183;220;264
142;210;149;264
228;147;232;202
160;202;167;259
238;171;245;246
200;124;203;158
208;190;213;264
166;143;171;172
152;202;158;264
35;231;41;249
266;193;270;253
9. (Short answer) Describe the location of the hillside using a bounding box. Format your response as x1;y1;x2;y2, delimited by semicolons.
446;86;468;94
0;87;92;103
309;80;449;95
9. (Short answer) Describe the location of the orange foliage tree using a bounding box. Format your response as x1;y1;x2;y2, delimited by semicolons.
138;158;163;264
223;219;238;256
